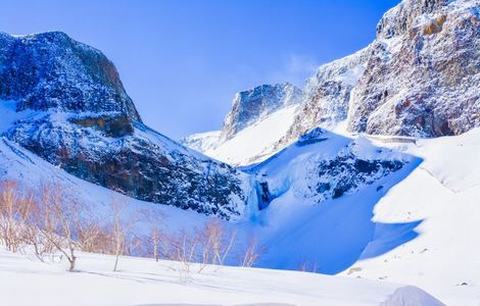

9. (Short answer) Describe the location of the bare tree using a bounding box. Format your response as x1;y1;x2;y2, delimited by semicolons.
150;226;162;262
17;190;49;260
37;183;79;272
240;237;262;268
203;219;236;267
109;196;139;272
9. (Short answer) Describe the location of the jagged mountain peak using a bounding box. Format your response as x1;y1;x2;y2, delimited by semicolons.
348;0;480;137
376;0;450;39
221;82;303;141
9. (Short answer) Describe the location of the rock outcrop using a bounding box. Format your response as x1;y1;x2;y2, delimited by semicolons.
0;32;250;220
246;128;408;209
349;0;480;137
279;48;370;148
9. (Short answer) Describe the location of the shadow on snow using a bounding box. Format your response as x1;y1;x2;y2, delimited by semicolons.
248;132;424;275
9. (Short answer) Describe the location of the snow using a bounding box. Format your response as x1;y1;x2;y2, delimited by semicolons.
181;130;222;153
188;126;480;305
1;98;478;304
341;129;480;306
0;247;442;306
0;100;37;134
204;105;301;166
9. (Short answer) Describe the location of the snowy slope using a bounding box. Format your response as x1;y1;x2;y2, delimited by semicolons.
182;130;222;152
184;126;480;305
204;104;301;165
340;128;480;306
0;136;448;304
0;247;444;306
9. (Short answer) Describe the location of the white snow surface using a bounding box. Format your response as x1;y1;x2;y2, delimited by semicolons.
0;247;443;306
181;130;222;153
182;125;480;305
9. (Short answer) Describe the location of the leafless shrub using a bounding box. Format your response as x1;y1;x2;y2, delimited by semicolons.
0;181;23;252
163;219;238;278
298;260;319;273
240;237;263;268
0;180;265;275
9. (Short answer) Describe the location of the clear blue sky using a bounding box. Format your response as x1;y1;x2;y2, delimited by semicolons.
1;0;400;139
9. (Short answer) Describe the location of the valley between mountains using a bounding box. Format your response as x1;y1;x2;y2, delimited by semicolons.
1;0;480;305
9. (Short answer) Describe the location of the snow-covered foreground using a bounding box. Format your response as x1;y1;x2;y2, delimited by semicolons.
0;247;444;306
1;127;479;305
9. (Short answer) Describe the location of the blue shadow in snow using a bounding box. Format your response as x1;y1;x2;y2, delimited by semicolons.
359;220;423;260
250;131;425;275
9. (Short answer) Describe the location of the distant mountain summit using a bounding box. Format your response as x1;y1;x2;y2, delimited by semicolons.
0;31;250;219
221;83;303;141
181;82;303;162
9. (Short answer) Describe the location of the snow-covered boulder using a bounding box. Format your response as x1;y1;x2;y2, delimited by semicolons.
381;286;446;306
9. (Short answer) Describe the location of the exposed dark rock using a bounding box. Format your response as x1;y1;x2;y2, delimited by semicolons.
316;154;404;201
70;115;134;137
0;31;140;121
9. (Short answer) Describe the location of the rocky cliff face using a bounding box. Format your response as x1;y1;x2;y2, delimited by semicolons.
221;83;302;141
349;0;480;137
0;32;140;120
273;0;480;146
245;128;409;210
0;32;250;220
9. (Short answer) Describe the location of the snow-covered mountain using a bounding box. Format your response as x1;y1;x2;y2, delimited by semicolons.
181;82;303;162
0;32;251;220
176;0;480;304
188;104;302;166
1;110;478;304
348;0;480;137
186;0;480;164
